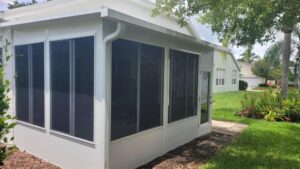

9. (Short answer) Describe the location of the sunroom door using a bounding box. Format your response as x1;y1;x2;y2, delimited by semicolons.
200;71;211;124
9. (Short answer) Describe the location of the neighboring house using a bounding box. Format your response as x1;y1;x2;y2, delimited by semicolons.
238;61;264;90
212;50;240;93
189;21;240;93
0;0;231;169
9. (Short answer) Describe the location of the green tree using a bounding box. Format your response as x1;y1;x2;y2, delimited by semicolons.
252;59;272;85
270;68;281;85
153;0;300;98
238;45;259;63
8;0;37;9
8;0;51;9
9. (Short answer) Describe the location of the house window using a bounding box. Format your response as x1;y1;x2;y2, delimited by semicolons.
216;69;225;86
15;43;44;127
232;70;237;84
111;39;164;141
50;36;94;141
169;49;198;123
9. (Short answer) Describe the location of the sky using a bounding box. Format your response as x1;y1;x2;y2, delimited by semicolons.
0;0;283;59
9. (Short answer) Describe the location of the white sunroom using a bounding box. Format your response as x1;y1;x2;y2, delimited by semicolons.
0;0;230;169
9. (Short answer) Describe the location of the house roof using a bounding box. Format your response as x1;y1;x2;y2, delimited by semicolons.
238;61;259;78
0;0;229;53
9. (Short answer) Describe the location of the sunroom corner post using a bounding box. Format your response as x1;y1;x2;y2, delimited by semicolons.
102;20;125;169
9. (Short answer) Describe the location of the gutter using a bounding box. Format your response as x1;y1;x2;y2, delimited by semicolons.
103;21;125;169
100;7;230;53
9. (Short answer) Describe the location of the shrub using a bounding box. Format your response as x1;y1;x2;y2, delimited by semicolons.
239;80;248;91
0;39;16;165
238;88;300;123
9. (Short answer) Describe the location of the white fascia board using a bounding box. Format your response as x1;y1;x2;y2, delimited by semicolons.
0;5;228;53
0;8;102;28
100;7;229;52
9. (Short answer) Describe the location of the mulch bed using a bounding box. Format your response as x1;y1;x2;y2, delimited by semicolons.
138;132;235;169
1;150;60;169
0;132;234;169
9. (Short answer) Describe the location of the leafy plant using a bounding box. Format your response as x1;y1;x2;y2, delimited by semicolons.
0;38;16;165
238;88;300;123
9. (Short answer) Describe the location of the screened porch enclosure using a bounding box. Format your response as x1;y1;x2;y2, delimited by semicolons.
110;38;211;142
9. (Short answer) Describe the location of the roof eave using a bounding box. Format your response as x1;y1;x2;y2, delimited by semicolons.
0;6;226;52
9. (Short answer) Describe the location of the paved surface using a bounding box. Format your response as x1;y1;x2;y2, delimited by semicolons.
212;120;248;136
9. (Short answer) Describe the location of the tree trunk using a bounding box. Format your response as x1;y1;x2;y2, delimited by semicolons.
281;31;292;98
265;78;268;86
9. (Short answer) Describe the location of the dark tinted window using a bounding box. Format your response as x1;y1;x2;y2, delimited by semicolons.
51;40;70;134
169;50;187;122
139;44;163;131
111;39;164;141
74;37;94;141
15;43;45;127
201;72;210;124
15;45;30;122
50;37;94;141
169;50;199;123
186;54;198;117
111;39;139;140
32;43;45;127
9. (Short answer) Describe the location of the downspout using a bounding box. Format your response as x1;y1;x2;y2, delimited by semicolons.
102;21;125;169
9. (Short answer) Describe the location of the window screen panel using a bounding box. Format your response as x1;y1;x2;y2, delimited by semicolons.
32;43;45;127
50;40;70;134
15;45;30;122
111;39;139;140
74;37;94;141
169;50;188;122
186;54;199;117
139;44;163;131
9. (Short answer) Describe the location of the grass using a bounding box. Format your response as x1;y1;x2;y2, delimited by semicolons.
203;91;300;169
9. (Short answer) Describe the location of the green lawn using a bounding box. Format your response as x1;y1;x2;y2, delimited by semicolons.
203;91;300;169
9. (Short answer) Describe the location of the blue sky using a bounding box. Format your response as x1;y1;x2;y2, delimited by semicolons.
0;0;281;58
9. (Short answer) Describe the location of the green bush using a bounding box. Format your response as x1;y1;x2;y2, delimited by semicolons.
237;88;300;123
0;39;16;165
239;80;248;91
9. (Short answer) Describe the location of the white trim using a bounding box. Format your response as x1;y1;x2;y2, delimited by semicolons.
49;130;96;148
167;115;198;127
110;126;163;144
0;9;102;28
13;39;46;46
16;120;46;132
48;31;97;42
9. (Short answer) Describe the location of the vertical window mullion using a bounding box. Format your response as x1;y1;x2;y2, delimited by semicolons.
169;51;173;123
70;40;75;136
160;50;164;125
137;44;141;132
28;45;33;124
185;54;189;118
